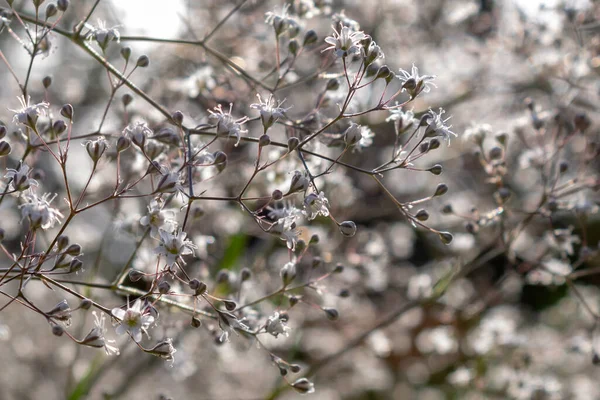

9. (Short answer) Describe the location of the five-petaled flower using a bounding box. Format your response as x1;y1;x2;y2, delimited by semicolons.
208;104;249;147
19;191;63;230
5;163;38;192
80;311;120;355
111;299;155;343
155;229;197;266
10;95;49;128
323;24;367;58
303;191;330;220
250;94;291;132
397;64;437;98
424;108;457;145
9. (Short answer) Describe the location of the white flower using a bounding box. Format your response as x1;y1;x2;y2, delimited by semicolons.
87;20;120;50
545;227;580;257
83;137;109;162
154;166;184;195
217;311;250;343
303;191;330;220
123;121;153;147
154;229;197;266
323;24;367;58
265;312;290;338
140;198;176;235
19;191;63;230
81;311;120;355
144;338;177;362
397;64;437;97
9;95;49;128
5;163;38;192
250;94;290;131
111;299;154;343
265;5;301;37
424;108;457;145
208;104;248;147
386;107;417;136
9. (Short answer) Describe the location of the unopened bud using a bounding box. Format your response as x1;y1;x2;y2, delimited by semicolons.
0;141;11;157
53;120;67;135
288;39;299;56
122;93;133;107
69;258;83;273
191;316;201;328
171;110;184;126
259;134;271;147
429;164;442;175
326;78;340;91
339;220;357;237
415;209;429;221
57;0;68;12
287;137;300;151
240;268;252;282
291;378;314;394
80;298;92;310
60;104;73;120
120;46;131;61
116;136;131;152
45;3;57;18
434;183;448;197
323;307;339;321
272;189;283;201
189;279;207;296
438;231;453;245
42;76;52;88
129;269;144;282
223;300;237;311
303;29;318;46
52;324;64;336
158;280;170;294
65;243;81;256
280;262;297;286
333;264;344;273
136;55;150;68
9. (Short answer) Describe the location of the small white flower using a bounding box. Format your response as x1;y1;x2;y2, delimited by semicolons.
217;311;250;343
424;108;457;145
111;299;154;343
323;24;367;58
140;198;176;235
265;5;301;37
123;121;153;147
397;64;437;97
386;107;417;136
303;191;330;220
250;94;290;131
19;191;63;230
83;137;109;163
9;95;49;128
154;229;197;266
87;20;120;50
5;163;38;192
208;104;248;147
265;312;290;338
144;338;177;362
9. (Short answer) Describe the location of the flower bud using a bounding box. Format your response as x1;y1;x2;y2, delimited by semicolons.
309;234;319;244
434;183;448;197
122;93;133;107
136;55;150;68
0;141;11;157
144;338;176;361
489;146;503;160
272;189;283;201
323;307;339;321
0;125;6;139
429;138;441;150
366;62;380;77
290;364;301;373
45;3;57;18
291;378;314;394
495;132;508;146
415;209;429;221
60;104;73;120
129;269;144;282
288;170;308;194
214;150;227;164
57;0;68;12
171;110;184;126
339;220;357;237
559;161;569;174
158;280;170;294
42;76;52;88
116;136;131;152
303;29;318;46
120;46;131;61
289;296;300;307
52;120;67;135
438;231;453;245
216;270;229;284
259;134;271;147
85;138;108;162
441;204;453;214
326;78;340;91
339;288;350;298
287;137;300;151
191;316;201;328
376;65;391;80
65;243;81;256
189;279;207;295
80;298;92;310
312;257;323;269
333;264;344;273
52;324;64;336
288;39;299;56
240;268;252;282
429;164;442;175
69;258;83;273
344;123;362;146
223;300;237;311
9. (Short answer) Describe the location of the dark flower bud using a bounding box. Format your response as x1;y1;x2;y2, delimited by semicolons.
289;296;300;307
0;141;11;157
272;189;283;201
288;39;299;56
189;279;207;295
339;288;350;298
291;378;314;394
42;76;52;88
333;264;344;273
290;364;301;373
65;243;81;256
434;183;448;197
240;268;252;282
214;151;227;164
442;204;453;214
559;161;569;174
415;209;429;221
376;65;391;80
45;3;57;18
0;126;6;139
495;132;508;146
60;104;73;120
309;234;319;244
312;257;323;269
120;46;131;61
489;146;503;160
326;78;340;91
295;239;306;253
52;324;64;336
366;62;380;78
323;307;339;321
69;258;83;273
429;164;442;175
287;137;300;151
158;280;170;294
497;187;511;201
52;120;67;135
303;29;318;46
438;231;453;244
57;0;68;12
339;220;357;237
419;141;430;153
429;138;441;149
136;55;150;68
259;134;271;147
129;269;144;282
223;300;237;311
116;136;131;152
80;298;92;310
574;113;591;132
122;93;133;107
216;270;229;284
171;110;184;126
279;366;288;376
191;316;201;328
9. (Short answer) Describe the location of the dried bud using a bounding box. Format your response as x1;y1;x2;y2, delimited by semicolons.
0;141;11;157
60;104;73;120
136;55;150;68
323;307;339;321
42;76;52;88
339;220;357;237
